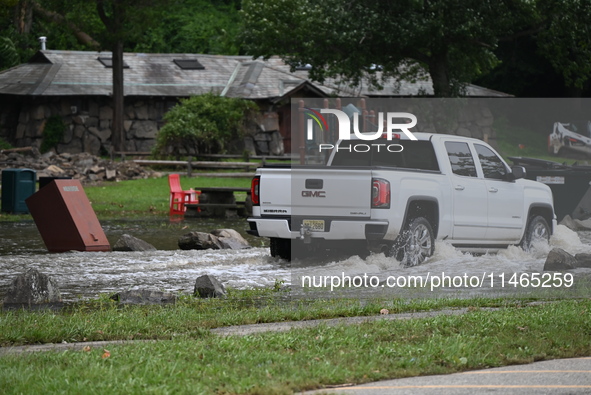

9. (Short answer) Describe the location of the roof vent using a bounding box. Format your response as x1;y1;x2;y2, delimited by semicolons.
39;36;47;50
98;57;130;68
174;59;205;70
295;63;312;71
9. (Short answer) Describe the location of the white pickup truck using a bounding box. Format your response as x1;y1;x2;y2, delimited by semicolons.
247;133;556;265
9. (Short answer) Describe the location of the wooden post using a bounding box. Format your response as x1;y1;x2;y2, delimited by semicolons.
187;156;193;178
298;100;306;164
323;98;330;144
360;99;367;133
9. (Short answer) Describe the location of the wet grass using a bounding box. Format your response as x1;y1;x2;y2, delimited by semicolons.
495;118;583;165
85;175;251;220
0;175;251;222
0;290;575;346
1;298;590;394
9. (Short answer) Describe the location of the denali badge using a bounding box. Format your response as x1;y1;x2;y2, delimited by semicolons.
302;190;326;198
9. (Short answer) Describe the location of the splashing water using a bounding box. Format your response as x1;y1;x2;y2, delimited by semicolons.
0;222;590;301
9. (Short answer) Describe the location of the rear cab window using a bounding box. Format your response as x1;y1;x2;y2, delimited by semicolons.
444;141;477;177
330;139;440;171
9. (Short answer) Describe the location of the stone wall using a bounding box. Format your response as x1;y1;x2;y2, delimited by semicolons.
244;130;284;156
410;100;497;146
6;96;177;155
243;111;284;156
2;97;495;156
4;97;289;157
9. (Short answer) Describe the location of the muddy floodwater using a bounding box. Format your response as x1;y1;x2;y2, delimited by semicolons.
1;218;591;301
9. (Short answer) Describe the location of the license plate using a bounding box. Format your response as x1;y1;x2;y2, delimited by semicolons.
303;219;325;232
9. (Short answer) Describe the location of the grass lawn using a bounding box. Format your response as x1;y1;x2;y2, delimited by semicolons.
1;298;590;394
0;174;252;222
495;118;585;165
84;174;252;220
1;138;591;393
0;294;523;346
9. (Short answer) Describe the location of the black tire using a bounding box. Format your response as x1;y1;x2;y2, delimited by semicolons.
390;217;435;267
270;238;291;260
521;215;550;251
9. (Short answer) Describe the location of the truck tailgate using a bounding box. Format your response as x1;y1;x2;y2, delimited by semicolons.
259;167;373;217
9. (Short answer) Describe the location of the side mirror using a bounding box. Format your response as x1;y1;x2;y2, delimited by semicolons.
510;166;526;180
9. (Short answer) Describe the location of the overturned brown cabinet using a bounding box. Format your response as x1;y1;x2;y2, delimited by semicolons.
26;179;111;252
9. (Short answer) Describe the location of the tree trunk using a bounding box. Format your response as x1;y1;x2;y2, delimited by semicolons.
112;40;125;152
428;52;452;97
565;85;583;98
14;0;33;34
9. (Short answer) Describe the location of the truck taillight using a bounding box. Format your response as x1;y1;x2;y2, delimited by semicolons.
251;176;261;206
372;178;390;208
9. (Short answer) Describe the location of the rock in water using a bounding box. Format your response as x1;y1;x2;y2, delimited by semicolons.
211;229;250;250
544;248;576;271
178;232;222;250
575;253;591;269
113;234;157;251
3;269;61;305
558;215;580;231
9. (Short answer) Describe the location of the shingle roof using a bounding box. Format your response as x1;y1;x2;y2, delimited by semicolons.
0;50;510;98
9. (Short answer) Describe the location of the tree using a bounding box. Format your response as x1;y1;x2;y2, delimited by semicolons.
471;0;591;97
94;0;168;151
1;1;161;150
0;0;102;72
152;93;258;157
132;0;241;55
537;0;591;95
240;0;526;97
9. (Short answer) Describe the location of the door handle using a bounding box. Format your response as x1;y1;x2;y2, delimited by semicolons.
455;185;465;191
489;187;498;193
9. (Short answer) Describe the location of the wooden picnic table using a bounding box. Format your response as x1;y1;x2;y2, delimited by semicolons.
184;187;252;218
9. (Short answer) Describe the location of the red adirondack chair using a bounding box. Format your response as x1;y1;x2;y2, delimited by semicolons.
168;174;199;215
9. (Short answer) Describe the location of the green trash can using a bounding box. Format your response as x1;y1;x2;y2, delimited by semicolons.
1;168;37;214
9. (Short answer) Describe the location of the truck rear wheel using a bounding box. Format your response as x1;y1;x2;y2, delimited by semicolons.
521;215;550;251
390;217;434;267
270;238;291;260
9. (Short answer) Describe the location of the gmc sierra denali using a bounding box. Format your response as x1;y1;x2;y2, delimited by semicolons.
247;133;556;265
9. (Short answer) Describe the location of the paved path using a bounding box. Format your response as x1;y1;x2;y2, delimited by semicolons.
303;357;591;395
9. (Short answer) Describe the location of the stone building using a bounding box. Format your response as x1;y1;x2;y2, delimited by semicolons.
0;50;510;156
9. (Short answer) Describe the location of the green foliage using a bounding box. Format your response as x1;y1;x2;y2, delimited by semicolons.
537;0;591;90
0;36;19;70
0;0;241;66
40;115;66;153
0;136;12;150
94;0;169;50
240;0;516;97
132;0;241;54
153;93;259;157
